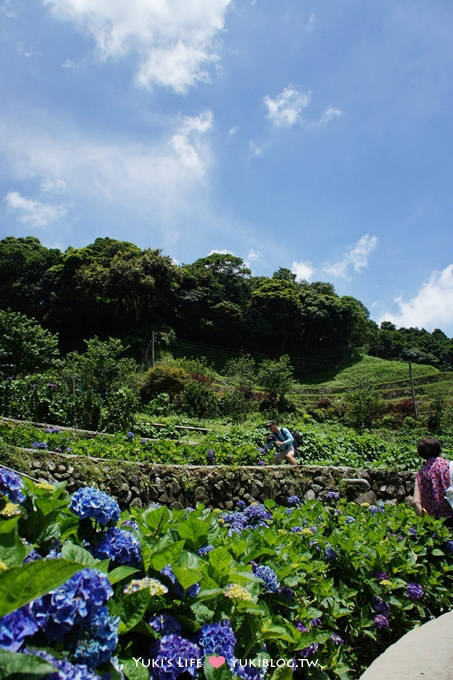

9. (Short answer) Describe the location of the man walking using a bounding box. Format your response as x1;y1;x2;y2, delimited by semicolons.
266;420;298;466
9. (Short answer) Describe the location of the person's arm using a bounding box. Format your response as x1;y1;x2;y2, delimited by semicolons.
275;428;294;448
413;477;426;517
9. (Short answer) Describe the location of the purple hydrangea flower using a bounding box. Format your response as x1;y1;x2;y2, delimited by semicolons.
345;515;356;523
0;467;25;504
296;622;309;632
127;431;134;439
299;643;319;658
207;449;215;464
25;649;100;680
310;618;322;627
236;500;246;510
198;620;236;662
152;634;202;680
94;527;142;567
149;615;182;635
408;527;417;536
373;614;389;630
69;487;120;526
372;596;390;617
373;570;389;582
330;633;344;646
32;442;48;449
326;491;340;501
406;582;424;601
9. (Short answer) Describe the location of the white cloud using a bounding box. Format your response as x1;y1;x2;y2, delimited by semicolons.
248;141;264;158
41;177;67;193
4;190;68;227
228;126;238;136
264;86;312;128
247;248;263;262
323;234;378;279
264;86;342;130
43;0;231;93
317;106;342;126
306;12;316;32
291;260;314;282
208;249;235;256
0;110;214;221
380;265;453;331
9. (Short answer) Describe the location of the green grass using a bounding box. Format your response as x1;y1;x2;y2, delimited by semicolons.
302;354;439;390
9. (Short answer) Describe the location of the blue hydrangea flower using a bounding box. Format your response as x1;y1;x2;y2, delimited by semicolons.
73;606;119;668
69;487;120;526
35;568;113;637
236;500;246;510
287;495;301;506
345;515;356;523
373;614;389;630
445;540;453;553
23;548;42;563
149;615;182;635
32;442;48;449
372;596;390;617
151;634;202;680
94;527;142;567
198;620;236;662
252;564;280;593
25;649;100;680
408;527;417;536
161;565;200;599
285;508;294;515
198;545;214;556
121;519;140;530
231;660;265;680
0;467;25;504
278;586;295;600
406;582;424;600
0;604;38;651
127;432;134;439
324;547;338;561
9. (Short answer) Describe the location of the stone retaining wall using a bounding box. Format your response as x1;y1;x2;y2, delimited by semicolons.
0;446;417;510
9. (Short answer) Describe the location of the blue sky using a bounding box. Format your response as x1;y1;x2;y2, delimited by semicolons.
1;0;453;334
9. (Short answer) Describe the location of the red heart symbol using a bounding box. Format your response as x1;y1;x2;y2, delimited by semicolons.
208;656;226;669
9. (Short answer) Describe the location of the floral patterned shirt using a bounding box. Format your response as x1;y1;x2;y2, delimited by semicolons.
416;456;453;518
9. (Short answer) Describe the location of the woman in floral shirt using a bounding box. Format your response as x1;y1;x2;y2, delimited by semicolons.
413;437;453;526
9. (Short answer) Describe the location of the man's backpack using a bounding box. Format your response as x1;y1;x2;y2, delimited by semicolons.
279;427;303;453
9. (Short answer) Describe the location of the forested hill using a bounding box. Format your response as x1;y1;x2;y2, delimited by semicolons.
1;235;452;369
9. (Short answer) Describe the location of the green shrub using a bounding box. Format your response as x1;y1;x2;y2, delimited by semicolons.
221;389;257;424
178;382;219;419
140;364;190;403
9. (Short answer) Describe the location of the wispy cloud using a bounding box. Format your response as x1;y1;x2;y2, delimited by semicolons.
292;260;314;281
264;86;312;128
264;85;342;129
43;0;231;93
0;109;214;222
305;12;316;33
4;190;68;227
323;234;378;279
380;264;453;331
248;141;264;158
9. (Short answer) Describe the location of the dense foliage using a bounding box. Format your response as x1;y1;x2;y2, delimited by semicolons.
1;469;453;679
1;419;452;470
1;236;452;368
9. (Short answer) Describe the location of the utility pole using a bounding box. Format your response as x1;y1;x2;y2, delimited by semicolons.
409;360;418;419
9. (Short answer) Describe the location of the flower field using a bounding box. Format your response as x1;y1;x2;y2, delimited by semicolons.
1;419;449;469
1;467;453;679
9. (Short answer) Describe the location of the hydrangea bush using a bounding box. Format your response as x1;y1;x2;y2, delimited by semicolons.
1;467;453;679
